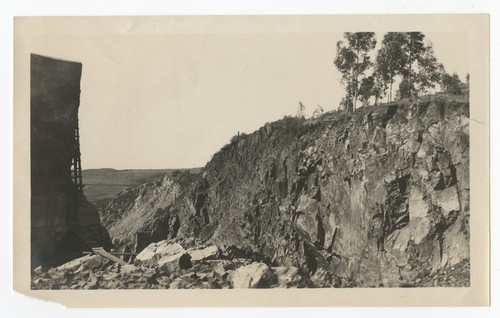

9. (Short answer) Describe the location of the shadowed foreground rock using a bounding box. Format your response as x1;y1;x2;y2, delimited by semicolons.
30;54;111;269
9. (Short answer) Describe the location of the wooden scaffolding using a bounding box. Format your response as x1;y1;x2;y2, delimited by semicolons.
71;118;84;192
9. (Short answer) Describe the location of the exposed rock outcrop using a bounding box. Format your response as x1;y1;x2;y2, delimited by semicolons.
97;94;470;287
100;171;202;256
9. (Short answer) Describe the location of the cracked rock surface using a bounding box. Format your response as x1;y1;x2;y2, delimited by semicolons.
35;94;471;289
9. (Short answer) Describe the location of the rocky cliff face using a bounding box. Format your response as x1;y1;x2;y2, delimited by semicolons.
100;171;203;255
102;94;469;286
31;54;112;269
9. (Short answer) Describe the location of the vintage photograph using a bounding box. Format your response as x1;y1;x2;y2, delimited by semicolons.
13;15;489;306
29;24;471;290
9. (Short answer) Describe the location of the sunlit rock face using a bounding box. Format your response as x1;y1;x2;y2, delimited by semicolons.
102;93;469;287
31;54;111;269
198;97;470;286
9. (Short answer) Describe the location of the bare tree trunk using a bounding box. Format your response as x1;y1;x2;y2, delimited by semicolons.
408;37;413;100
349;70;354;112
353;83;357;111
389;80;393;102
353;52;359;112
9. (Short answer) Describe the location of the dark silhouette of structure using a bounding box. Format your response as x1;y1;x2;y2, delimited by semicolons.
31;54;111;270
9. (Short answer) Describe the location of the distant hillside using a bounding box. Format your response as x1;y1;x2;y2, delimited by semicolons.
82;168;202;203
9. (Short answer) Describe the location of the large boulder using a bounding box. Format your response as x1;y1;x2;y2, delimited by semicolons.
136;241;183;262
272;266;303;287
188;245;219;262
135;242;160;262
56;255;90;272
229;262;277;288
56;254;109;272
157;253;192;273
135;240;192;272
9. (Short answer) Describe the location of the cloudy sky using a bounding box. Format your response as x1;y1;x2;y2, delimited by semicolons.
29;18;468;169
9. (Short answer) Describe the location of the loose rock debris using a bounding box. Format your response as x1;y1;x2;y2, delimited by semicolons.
31;238;470;289
31;239;311;289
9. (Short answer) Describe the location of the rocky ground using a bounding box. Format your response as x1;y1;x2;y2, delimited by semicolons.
410;259;470;287
31;237;469;289
32;238;311;289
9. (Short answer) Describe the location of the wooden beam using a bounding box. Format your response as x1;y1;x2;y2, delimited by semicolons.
91;247;129;266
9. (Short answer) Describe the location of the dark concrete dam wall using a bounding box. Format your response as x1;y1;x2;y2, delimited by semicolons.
31;54;111;269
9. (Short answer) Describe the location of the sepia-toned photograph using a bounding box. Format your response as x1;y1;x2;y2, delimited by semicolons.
13;14;489;306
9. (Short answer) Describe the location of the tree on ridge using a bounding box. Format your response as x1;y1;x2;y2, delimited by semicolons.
334;32;377;112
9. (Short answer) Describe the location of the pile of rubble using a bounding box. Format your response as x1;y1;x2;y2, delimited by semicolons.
31;239;314;289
